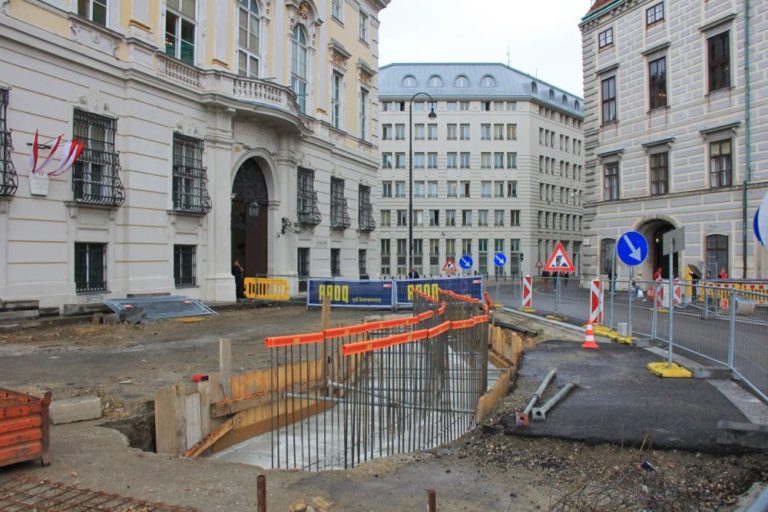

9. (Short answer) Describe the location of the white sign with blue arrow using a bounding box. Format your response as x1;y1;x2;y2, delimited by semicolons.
616;230;649;266
756;191;768;248
459;255;474;270
493;253;507;267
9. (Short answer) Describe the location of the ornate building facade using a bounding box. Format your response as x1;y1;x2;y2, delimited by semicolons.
580;0;768;281
0;0;386;307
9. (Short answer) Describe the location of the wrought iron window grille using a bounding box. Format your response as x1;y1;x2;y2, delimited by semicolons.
297;168;321;226
75;242;107;293
174;245;197;287
330;178;350;230
72;109;125;208
172;133;212;215
358;186;375;232
0;89;18;197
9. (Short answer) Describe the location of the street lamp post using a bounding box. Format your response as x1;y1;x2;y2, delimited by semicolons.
408;92;437;274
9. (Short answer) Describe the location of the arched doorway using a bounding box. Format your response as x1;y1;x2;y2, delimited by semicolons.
231;159;269;277
639;219;678;279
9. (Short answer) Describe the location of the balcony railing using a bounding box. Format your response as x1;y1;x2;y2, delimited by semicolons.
359;205;376;232
331;198;351;230
298;191;321;226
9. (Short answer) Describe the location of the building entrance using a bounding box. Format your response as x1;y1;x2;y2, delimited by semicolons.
231;159;269;278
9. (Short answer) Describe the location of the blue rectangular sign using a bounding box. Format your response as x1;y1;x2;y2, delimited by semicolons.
307;279;395;308
395;276;485;306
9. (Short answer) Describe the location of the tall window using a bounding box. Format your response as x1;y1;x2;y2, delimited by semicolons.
172;133;212;214
604;162;620;200
429;209;439;226
506;124;517;140
510;210;520;227
0;89;17;197
174;245;196;287
481;124;491;140
298;248;310;291
359;88;368;140
598;27;613;48
238;0;260;77
358;10;368;42
646;2;664;25
395;124;405;140
427;123;438;140
78;0;107;25
165;0;196;65
706;235;728;278
447;124;457;140
427;152;438;169
429;239;440;275
494;210;504;226
708;32;730;92
331;0;342;20
380;240;390;276
649;57;667;109
460;124;470;140
396;239;406;275
331;248;341;276
460;152;470;169
413;123;424;140
72;109;125;207
507;153;517;169
331;72;342;129
75;242;107;293
358;249;367;277
600;238;616;274
297;168;320;225
478;210;488;227
478;239;488;275
446;210;456;226
709;139;732;188
291;24;308;113
649;151;669;195
358;185;375;232
330;177;350;230
380;209;390;227
601;76;616;123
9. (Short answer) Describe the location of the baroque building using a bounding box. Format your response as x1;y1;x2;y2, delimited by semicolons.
0;0;387;308
580;0;768;281
377;63;585;279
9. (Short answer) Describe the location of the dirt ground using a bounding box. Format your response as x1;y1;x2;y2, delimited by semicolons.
1;304;766;511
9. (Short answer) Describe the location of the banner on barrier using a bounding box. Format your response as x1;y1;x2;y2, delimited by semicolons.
307;276;485;308
307;279;395;308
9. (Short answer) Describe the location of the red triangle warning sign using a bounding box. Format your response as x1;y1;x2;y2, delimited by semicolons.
543;242;576;273
442;257;457;273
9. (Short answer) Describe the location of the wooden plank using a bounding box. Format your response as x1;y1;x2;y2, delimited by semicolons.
0;428;43;448
0;416;42;435
154;386;177;455
0;310;39;320
173;384;187;456
184;412;243;458
0;300;39;311
197;381;212;440
210;392;271;418
219;338;232;400
185;393;202;450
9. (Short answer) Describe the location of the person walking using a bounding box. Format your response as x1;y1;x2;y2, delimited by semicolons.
232;259;245;299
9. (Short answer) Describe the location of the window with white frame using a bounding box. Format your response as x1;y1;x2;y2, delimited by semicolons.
460;124;470;140
506;124;517;140
462;210;472;227
481;153;491;169
481;181;491;198
395;124;405;140
478;210;488;227
172;133;212;214
395;153;406;169
646;2;664;25
494;210;504;226
396;209;407;226
358;10;368;42
427;152;438;169
165;0;196;65
604;161;620;200
380;209;390;227
331;0;342;20
331;72;342;129
510;210;520;227
507;152;517;169
601;76;617;123
709;139;732;188
460;152;470;169
427;181;438;198
414;152;425;169
359;88;368;140
598;27;613;48
427;123;438;140
481;124;491;140
446;210;456;226
414;123;425;140
380;240;390;276
78;0;107;25
72;109;125;207
507;181;517;198
649;56;667;109
394;181;405;197
238;0;260;78
381;181;392;197
291;24;308;113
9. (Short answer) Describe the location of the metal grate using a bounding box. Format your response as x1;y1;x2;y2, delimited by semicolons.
297;168;321;226
0;89;18;197
358;185;375;232
172;133;212;215
330;177;350;230
103;295;216;320
75;242;107;293
0;476;197;511
173;244;197;287
72;109;125;207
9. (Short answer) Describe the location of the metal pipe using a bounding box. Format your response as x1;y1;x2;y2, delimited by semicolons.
257;474;267;512
523;368;557;415
532;382;578;421
742;0;752;279
427;489;436;512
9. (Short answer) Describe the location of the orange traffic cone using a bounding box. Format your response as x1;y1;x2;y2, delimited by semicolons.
582;322;598;349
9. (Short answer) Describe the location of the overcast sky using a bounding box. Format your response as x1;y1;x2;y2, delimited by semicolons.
378;0;591;97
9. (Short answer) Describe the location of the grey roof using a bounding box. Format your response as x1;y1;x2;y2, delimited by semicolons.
379;63;584;117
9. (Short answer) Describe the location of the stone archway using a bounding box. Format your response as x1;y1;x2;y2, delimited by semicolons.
232;158;269;277
637;219;678;279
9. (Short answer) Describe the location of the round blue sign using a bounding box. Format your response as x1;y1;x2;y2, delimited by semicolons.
493;253;507;267
459;255;473;270
616;231;649;266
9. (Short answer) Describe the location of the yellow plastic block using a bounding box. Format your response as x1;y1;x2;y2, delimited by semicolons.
647;362;693;378
521;307;536;313
616;335;634;345
593;325;611;335
176;316;205;323
606;330;620;341
657;308;670;314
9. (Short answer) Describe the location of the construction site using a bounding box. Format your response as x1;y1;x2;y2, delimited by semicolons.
1;284;768;511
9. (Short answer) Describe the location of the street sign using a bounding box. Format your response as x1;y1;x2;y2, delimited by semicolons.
543;242;576;273
442;257;457;273
755;191;768;248
662;227;685;256
459;255;473;270
616;231;648;266
493;252;507;267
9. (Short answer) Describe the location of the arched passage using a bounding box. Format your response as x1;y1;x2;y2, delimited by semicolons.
638;219;678;279
232;158;269;277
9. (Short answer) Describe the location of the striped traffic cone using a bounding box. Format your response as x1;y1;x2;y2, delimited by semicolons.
582;322;598;349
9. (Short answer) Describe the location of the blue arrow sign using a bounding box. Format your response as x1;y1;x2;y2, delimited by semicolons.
493;253;507;267
459;255;473;270
616;231;648;266
756;191;768;248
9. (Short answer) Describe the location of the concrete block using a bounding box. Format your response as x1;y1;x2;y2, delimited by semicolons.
717;420;768;450
50;396;102;424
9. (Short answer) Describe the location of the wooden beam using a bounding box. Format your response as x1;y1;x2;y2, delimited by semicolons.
184;412;243;458
219;338;232;400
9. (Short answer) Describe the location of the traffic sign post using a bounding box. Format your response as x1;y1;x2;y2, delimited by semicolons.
493;253;507;302
662;227;685;366
544;242;575;314
617;230;649;336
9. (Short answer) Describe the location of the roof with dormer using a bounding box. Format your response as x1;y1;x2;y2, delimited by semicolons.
379;63;584;117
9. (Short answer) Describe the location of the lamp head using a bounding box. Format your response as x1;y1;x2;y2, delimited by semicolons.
248;201;260;217
428;108;437;119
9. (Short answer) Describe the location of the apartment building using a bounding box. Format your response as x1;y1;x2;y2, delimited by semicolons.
580;0;768;281
377;63;584;279
0;0;387;308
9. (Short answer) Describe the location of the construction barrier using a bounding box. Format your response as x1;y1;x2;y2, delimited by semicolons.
702;280;768;306
589;279;603;325
522;276;533;309
244;277;290;301
673;277;682;306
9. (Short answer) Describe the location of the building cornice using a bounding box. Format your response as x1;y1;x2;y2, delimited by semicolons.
596;63;620;76
699;121;741;137
641;137;675;150
641;41;671;57
699;13;738;33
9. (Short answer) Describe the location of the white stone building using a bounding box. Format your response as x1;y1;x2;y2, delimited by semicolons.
377;63;585;279
580;0;768;282
0;0;387;308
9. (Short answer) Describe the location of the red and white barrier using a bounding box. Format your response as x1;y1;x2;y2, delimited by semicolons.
673;277;682;306
590;279;603;325
654;277;665;308
522;276;533;309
